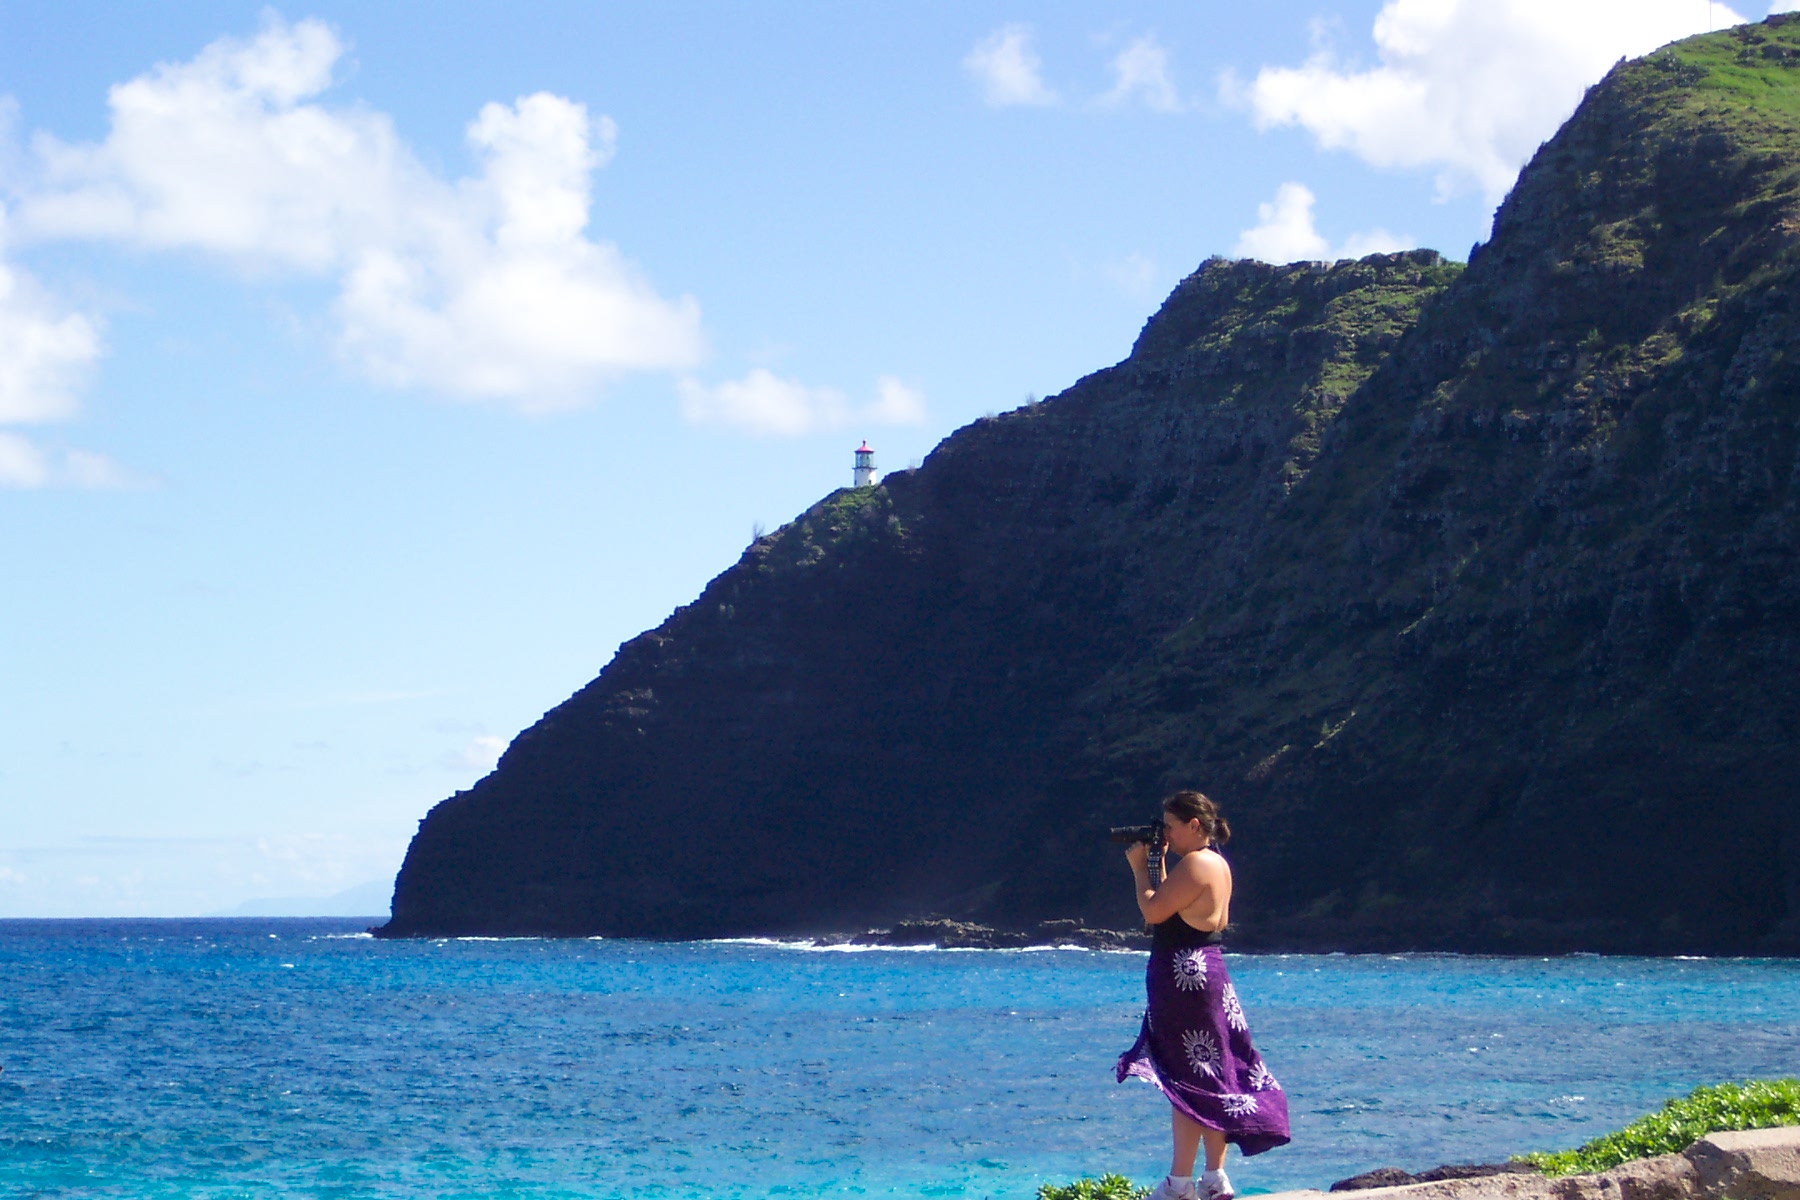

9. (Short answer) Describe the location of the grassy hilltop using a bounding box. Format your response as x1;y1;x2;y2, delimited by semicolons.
383;18;1800;953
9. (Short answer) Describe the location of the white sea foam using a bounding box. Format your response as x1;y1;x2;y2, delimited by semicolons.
706;936;1145;956
707;937;948;953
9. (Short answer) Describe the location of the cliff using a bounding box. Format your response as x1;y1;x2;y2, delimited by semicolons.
380;18;1800;953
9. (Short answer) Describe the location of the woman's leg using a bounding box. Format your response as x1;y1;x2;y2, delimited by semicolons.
1170;1108;1229;1175
1170;1107;1203;1177
1202;1128;1228;1173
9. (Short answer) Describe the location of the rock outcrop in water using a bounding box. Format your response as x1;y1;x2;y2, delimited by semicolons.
380;19;1800;954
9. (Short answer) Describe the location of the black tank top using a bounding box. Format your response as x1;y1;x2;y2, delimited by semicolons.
1152;915;1223;951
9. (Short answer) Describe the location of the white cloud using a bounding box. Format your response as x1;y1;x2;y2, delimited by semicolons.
15;15;703;410
19;19;385;266
0;113;133;487
0;232;101;426
1236;183;1328;262
0;431;49;487
679;369;848;437
1102;35;1183;112
0;433;143;490
1099;251;1163;301
1240;0;1748;201
964;25;1059;107
680;369;928;437
453;735;506;773
61;448;142;488
1233;182;1412;264
870;376;927;425
1771;1;1800;13
1337;227;1414;258
0;233;132;489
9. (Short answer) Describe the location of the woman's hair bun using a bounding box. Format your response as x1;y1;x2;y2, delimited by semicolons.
1161;789;1231;845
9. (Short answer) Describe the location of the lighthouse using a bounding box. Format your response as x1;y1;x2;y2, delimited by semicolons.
853;441;876;488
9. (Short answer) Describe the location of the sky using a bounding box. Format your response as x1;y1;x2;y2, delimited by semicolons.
0;0;1778;917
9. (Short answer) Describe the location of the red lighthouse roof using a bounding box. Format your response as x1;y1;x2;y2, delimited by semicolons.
856;441;872;453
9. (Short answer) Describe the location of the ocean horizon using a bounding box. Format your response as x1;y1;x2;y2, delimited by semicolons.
3;918;1797;1198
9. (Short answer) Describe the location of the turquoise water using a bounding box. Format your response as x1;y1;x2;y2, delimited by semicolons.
1;920;1797;1198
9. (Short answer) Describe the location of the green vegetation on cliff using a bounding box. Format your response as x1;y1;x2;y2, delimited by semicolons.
1520;1079;1800;1176
382;18;1800;953
753;485;909;575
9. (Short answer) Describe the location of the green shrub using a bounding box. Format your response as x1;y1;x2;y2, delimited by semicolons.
1518;1078;1800;1177
1036;1173;1150;1200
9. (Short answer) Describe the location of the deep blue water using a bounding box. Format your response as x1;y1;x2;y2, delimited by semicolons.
1;920;1797;1198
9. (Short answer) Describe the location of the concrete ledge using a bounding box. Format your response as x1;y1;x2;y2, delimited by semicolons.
1686;1128;1800;1200
1254;1128;1800;1200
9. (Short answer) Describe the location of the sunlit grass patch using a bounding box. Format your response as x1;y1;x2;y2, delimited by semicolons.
1037;1173;1151;1200
1517;1078;1800;1177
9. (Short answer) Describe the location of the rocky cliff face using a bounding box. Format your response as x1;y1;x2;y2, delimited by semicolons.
381;19;1800;953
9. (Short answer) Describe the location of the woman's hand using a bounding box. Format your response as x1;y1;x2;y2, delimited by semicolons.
1125;840;1150;871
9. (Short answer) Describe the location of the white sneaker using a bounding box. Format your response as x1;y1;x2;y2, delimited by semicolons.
1148;1176;1197;1200
1200;1169;1234;1200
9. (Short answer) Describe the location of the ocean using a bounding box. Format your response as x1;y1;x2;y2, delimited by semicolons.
1;919;1796;1198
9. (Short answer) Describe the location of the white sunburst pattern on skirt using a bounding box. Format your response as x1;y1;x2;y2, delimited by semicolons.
1181;1028;1221;1076
1171;948;1208;991
1220;1092;1258;1117
1248;1061;1280;1092
1221;982;1247;1032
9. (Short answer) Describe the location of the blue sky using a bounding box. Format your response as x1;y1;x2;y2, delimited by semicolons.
0;1;1767;916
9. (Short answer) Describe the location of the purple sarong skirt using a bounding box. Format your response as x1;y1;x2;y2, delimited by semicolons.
1115;917;1290;1156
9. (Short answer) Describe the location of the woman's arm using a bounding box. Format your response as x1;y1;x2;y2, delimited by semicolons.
1126;842;1206;924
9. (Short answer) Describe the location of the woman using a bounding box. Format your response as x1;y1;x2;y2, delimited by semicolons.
1117;790;1289;1200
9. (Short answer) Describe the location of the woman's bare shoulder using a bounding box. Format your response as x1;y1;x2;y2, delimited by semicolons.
1190;847;1231;880
1172;848;1219;876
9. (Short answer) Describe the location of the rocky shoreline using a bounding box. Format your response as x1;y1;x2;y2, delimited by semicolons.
1270;1128;1800;1200
1330;1164;1539;1192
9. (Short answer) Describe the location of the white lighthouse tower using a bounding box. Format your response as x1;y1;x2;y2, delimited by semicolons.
853;441;876;488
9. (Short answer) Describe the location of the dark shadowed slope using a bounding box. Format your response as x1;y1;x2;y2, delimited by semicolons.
383;18;1800;953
